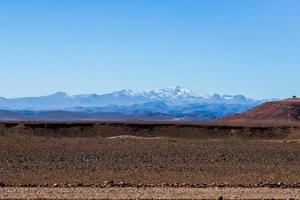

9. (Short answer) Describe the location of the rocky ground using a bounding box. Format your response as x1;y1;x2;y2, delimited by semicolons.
1;187;300;199
0;121;300;199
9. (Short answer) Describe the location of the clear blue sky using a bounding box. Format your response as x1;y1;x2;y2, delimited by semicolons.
0;0;299;99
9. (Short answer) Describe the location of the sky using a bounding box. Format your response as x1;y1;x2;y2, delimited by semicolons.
0;0;299;99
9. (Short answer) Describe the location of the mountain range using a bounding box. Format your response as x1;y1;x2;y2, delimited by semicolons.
0;86;268;121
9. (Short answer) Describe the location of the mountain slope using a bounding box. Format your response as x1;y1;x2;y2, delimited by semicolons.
0;110;28;120
0;86;261;111
219;98;300;123
0;110;174;121
0;86;266;121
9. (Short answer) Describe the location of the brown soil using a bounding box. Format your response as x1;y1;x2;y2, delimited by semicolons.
220;98;300;123
1;187;300;199
0;121;300;187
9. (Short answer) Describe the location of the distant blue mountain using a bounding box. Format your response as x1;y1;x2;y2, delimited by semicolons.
0;86;269;121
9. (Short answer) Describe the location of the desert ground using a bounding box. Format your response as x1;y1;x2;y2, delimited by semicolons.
1;121;300;199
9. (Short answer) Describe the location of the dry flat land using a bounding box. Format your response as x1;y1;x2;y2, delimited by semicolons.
0;121;300;199
1;187;300;199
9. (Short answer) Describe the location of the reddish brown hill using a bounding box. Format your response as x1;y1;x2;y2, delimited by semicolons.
219;98;300;123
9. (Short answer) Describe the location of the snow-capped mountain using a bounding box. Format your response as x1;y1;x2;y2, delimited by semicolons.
142;86;198;99
0;86;267;121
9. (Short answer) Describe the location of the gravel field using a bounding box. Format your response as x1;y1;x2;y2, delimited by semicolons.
0;122;300;199
1;135;300;185
1;187;300;199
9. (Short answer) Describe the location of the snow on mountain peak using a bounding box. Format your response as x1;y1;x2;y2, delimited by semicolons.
210;94;222;100
145;86;197;99
112;89;139;97
0;87;261;111
172;86;196;96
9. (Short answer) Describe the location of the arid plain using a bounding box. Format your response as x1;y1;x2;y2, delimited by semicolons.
1;121;300;199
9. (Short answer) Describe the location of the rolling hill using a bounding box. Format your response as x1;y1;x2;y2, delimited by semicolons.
219;98;300;123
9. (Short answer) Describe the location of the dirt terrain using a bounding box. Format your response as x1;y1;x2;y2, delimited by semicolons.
1;121;300;187
220;98;300;123
1;121;300;199
1;187;300;199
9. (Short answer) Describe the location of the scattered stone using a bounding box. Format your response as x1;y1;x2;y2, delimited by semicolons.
181;183;187;187
161;183;167;187
76;182;84;187
118;182;126;187
104;180;114;187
